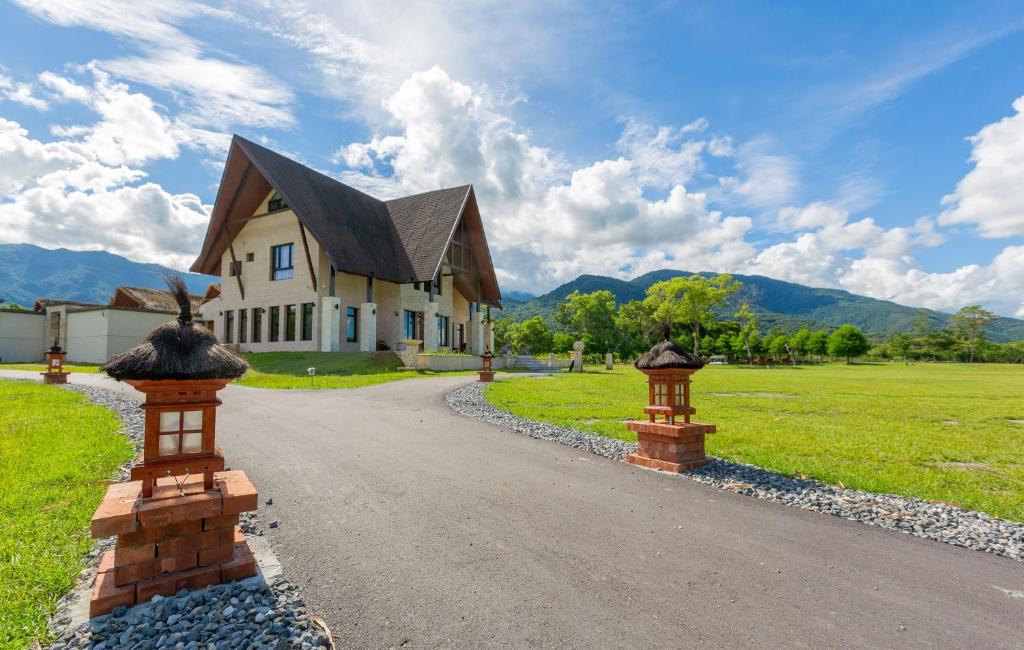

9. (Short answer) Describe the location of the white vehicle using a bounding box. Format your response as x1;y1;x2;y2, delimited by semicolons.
708;355;729;365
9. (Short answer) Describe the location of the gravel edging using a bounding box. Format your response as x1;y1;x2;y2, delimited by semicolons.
446;381;1024;562
36;382;331;649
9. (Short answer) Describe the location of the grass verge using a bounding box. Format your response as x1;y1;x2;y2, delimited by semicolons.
0;363;101;373
236;351;477;389
485;363;1024;521
0;381;133;650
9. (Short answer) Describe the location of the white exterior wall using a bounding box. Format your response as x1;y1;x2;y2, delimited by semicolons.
217;198;322;353
106;310;177;358
65;310;110;363
0;310;45;362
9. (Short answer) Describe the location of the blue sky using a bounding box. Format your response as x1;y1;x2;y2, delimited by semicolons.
1;1;1023;317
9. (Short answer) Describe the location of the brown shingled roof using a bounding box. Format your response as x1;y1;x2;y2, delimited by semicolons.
110;286;203;313
190;136;501;304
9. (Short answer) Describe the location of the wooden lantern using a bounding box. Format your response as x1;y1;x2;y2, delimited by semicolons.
626;341;716;473
126;378;230;497
41;342;68;384
479;351;495;382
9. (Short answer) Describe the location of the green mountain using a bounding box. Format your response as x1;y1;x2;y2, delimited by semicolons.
499;269;1024;342
0;243;218;307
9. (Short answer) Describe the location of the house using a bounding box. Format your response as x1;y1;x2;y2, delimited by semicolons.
189;136;501;354
0;287;203;364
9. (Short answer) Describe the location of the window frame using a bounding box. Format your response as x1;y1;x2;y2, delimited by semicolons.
437;315;450;348
346;306;358;343
271;243;295;281
238;308;248;344
269;306;280;343
301;303;315;341
224;310;234;344
252;307;262;343
285;304;297;341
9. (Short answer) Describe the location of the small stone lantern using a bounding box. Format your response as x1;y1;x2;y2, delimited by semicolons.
88;276;258;617
626;340;716;473
479;350;495;382
41;341;68;384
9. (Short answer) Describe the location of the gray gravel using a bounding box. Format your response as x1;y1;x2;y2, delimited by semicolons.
446;381;1024;562
51;576;330;650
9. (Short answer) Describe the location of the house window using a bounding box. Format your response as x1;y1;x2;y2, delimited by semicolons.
253;308;262;343
404;310;419;340
224;310;234;344
285;305;297;341
457;323;465;350
433;276;442;296
346;307;358;342
239;309;248;343
302;303;314;341
271;243;294;281
437;315;449;348
268;192;288;212
229;260;242;277
246;252;254;262
269;306;280;342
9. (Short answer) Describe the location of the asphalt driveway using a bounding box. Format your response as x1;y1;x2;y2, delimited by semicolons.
6;370;1023;648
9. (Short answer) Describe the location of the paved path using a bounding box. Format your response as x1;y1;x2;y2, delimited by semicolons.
5;371;1023;648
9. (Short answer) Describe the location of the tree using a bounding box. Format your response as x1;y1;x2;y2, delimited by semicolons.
768;334;789;361
887;331;913;361
807;330;829;360
614;300;655;359
643;274;741;356
950;305;997;363
515;316;553;354
734;302;758;364
552;333;574;354
492;318;520;353
788;328;811;361
556;290;618;353
827;324;871;364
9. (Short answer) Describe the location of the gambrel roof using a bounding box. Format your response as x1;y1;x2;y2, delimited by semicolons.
190;136;501;305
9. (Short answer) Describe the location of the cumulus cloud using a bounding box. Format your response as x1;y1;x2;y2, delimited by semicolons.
939;94;1024;238
0;73;49;110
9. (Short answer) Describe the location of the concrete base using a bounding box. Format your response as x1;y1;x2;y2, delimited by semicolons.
358;302;377;352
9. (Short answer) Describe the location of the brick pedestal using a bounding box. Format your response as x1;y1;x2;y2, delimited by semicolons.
626;420;716;473
478;370;494;382
41;372;68;384
89;471;258;618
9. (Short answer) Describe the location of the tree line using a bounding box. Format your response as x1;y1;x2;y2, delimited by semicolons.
493;274;1023;364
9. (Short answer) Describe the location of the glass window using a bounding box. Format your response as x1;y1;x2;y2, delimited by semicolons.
239;309;248;343
182;433;202;454
285;305;297;341
159;411;179;432
437;315;449;348
271;243;294;281
224;310;234;344
404;310;418;340
346;307;358;343
157;409;204;457
183;410;203;430
302;303;314;341
159;434;179;456
252;307;262;343
268;192;288;212
269;306;280;342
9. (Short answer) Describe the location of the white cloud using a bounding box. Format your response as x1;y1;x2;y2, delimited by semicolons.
0;73;49;110
615;119;707;189
939;94;1024;238
720;137;799;207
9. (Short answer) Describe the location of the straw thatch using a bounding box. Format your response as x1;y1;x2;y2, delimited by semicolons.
634;340;704;370
110;285;203;313
49;340;63;354
101;275;248;381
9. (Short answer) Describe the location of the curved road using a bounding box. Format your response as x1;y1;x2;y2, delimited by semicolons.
6;371;1023;648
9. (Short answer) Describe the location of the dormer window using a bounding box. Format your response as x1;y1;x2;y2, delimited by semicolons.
268;192;288;212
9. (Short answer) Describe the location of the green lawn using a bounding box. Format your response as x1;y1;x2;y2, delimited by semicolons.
0;363;101;373
237;351;477;389
485;363;1024;521
0;381;133;650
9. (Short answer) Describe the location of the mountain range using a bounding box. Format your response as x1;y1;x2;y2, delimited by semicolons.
499;270;1024;342
0;244;217;306
2;244;1022;342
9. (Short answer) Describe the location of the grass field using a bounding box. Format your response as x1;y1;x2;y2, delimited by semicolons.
485;363;1024;521
0;381;133;650
237;351;476;389
0;363;101;373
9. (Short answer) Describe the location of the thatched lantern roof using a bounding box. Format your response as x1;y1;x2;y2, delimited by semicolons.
101;276;248;381
49;340;64;354
634;340;704;371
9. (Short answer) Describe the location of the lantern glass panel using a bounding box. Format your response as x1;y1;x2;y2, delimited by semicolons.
181;432;202;454
50;358;59;368
654;383;667;405
159;411;180;432
674;384;683;406
159;434;179;456
182;410;203;430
